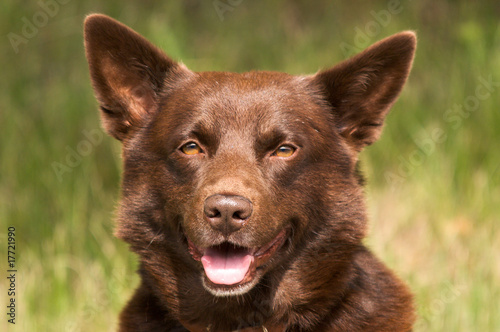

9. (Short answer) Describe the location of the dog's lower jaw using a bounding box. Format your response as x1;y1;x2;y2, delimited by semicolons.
201;271;262;297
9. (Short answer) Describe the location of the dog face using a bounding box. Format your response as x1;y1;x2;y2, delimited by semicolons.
84;13;415;304
123;70;359;297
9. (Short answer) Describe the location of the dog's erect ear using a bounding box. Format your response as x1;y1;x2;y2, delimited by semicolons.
84;14;191;141
312;31;416;151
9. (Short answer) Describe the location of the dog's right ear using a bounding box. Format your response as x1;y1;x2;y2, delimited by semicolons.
84;14;191;141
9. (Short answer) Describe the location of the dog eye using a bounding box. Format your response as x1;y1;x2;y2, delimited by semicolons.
180;142;203;155
272;145;296;158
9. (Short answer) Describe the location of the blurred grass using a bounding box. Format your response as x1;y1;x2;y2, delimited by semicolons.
1;0;499;331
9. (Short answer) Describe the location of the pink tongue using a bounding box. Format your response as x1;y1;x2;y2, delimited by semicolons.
201;247;253;285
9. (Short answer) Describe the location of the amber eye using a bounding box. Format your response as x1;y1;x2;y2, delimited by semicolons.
180;142;203;155
273;145;296;158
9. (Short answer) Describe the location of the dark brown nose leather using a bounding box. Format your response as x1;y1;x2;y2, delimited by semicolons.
204;194;253;236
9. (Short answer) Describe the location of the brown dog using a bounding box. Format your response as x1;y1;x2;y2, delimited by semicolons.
84;14;416;332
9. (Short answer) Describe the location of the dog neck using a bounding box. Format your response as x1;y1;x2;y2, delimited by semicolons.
180;321;285;332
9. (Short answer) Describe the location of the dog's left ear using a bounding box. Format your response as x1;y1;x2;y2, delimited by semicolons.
312;31;416;151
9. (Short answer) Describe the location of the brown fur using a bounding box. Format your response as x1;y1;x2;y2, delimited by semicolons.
84;14;416;332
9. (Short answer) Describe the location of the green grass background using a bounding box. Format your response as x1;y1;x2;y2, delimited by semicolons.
1;0;499;331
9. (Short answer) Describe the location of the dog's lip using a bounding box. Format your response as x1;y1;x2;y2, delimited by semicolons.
187;228;288;263
186;228;288;287
254;228;287;258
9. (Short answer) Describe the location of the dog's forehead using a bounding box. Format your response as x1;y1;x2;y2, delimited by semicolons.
196;71;309;110
165;71;327;130
151;70;336;152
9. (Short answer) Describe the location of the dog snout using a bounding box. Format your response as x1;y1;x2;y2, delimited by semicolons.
204;194;253;236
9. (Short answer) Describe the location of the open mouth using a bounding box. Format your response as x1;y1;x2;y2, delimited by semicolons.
187;229;287;289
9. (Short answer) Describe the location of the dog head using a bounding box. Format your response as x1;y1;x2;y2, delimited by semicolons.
84;14;415;299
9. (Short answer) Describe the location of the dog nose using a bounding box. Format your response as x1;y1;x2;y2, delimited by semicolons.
204;194;253;235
